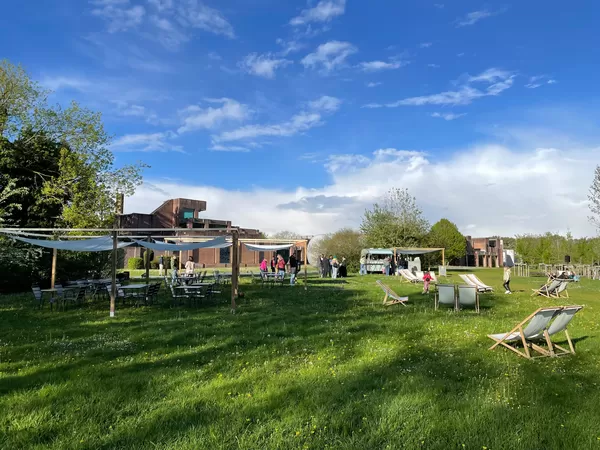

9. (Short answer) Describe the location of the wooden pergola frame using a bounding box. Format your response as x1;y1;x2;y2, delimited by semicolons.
393;247;446;267
0;227;309;316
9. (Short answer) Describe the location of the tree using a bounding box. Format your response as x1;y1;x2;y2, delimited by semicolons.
316;229;364;272
269;231;303;240
360;188;429;248
589;165;600;230
427;219;466;265
0;175;27;222
0;60;146;228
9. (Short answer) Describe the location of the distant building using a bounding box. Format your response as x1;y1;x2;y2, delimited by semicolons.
118;198;294;269
460;236;505;267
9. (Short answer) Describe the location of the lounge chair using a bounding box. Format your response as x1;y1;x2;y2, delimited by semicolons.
458;274;487;293
466;274;494;292
487;307;563;359
530;305;583;356
376;280;408;306
434;284;456;310
553;280;570;298
457;285;480;313
400;269;421;283
531;279;562;298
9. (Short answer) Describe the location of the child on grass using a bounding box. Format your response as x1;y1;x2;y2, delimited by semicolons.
422;271;432;294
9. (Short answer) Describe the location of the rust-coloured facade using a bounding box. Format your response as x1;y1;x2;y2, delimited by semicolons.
118;198;280;269
462;236;505;267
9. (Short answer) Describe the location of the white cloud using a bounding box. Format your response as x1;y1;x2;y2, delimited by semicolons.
124;144;598;237
209;144;251;153
214;112;323;142
239;53;292;79
111;132;183;152
290;0;346;26
276;38;305;56
208;51;222;60
431;112;466;121
180;0;235;38
525;75;558;89
212;96;340;143
358;60;405;72
308;95;342;112
428;63;440;68
455;9;504;27
419;42;433;48
91;0;145;33
178;98;250;133
301;41;358;74
434;3;444;9
40;76;91;92
366;82;382;88
364;67;515;108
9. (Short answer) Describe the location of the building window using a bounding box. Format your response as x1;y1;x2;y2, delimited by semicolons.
219;247;231;264
258;251;265;263
182;210;194;220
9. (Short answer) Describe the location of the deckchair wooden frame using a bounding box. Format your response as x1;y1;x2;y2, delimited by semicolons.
532;305;583;356
531;279;561;298
376;280;408;306
459;274;488;293
488;307;562;359
399;269;421;283
552;280;570;299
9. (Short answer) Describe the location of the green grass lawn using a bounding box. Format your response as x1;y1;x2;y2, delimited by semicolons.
1;270;599;449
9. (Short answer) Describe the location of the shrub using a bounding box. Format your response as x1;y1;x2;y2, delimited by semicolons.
127;257;144;270
150;260;159;270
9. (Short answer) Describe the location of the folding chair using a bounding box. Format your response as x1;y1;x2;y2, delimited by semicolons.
529;306;583;356
435;284;456;310
487;307;563;359
459;274;488;293
552;280;570;298
466;274;494;292
31;285;44;309
457;285;479;313
376;280;408;306
531;279;561;298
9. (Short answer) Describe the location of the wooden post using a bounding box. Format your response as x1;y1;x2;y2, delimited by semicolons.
231;230;239;312
304;240;308;290
442;248;445;267
145;236;151;285
110;230;117;318
51;248;58;289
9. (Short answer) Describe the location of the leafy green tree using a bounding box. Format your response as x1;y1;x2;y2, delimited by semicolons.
269;231;304;240
427;219;466;265
0;59;146;228
316;229;364;272
360;188;429;248
0;175;27;222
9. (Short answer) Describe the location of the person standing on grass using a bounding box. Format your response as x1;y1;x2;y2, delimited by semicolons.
328;255;333;277
260;258;268;274
270;255;276;273
185;256;195;275
503;264;512;294
383;256;391;276
422;271;432;294
158;255;164;276
288;253;298;285
331;256;339;279
276;254;286;279
359;254;367;275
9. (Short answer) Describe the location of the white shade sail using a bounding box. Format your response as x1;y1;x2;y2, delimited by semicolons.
244;243;294;252
9;236;133;252
396;249;442;255
133;236;231;251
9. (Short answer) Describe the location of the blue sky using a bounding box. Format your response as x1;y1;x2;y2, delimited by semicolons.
1;0;599;236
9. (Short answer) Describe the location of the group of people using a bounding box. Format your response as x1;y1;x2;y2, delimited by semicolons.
318;254;347;279
260;253;299;285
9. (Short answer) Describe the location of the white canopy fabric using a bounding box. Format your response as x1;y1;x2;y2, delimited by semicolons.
133;236;231;251
10;236;133;252
244;243;294;252
396;249;442;255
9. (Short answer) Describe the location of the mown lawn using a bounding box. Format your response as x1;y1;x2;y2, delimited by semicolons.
0;270;599;449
